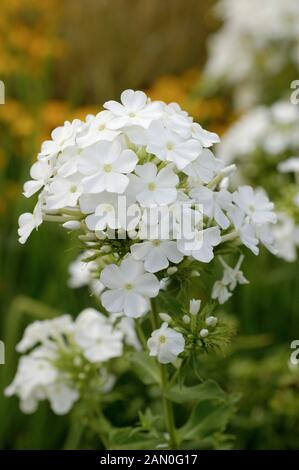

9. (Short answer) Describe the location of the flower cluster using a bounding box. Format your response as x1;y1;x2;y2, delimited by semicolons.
217;101;299;262
204;0;299;108
5;309;139;414
19;90;276;323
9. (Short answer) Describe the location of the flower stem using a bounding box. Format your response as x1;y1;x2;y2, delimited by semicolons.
151;299;178;449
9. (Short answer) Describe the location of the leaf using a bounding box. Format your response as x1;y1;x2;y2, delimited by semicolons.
129;351;161;386
178;397;237;444
165;379;227;404
107;427;163;450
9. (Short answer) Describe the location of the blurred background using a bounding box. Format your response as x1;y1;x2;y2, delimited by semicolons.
0;0;298;450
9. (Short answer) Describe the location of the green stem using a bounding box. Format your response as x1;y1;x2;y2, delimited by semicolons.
151;299;178;450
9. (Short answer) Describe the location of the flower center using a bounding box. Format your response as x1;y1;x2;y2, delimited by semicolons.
248;204;256;213
159;335;166;344
129;112;136;117
104;164;113;173
147;182;156;191
166;142;174;150
124;283;133;290
152;240;161;247
69;185;77;193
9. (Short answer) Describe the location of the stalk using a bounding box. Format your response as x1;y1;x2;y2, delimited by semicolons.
151;299;178;450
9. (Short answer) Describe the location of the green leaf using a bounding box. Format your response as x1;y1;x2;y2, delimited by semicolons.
129;351;161;386
165;379;227;404
107;427;163;450
178;398;237;444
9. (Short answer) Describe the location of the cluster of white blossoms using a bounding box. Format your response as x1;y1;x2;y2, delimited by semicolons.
218;101;299;165
17;89;277;362
204;0;299;108
5;309;139;414
217;101;299;262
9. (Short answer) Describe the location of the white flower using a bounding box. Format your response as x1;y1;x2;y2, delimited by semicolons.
190;123;220;147
146;121;202;170
147;323;185;364
130;239;183;273
79;140;137;194
104;89;163;129
16;315;73;353
77;110;120;146
183;149;222;184
46;175;83;210
23;161;53;198
191;186;233;229
177;226;221;263
271;212;299;262
221;255;249;290
189;299;201;316
18;199;43;244
74;309;123;362
211;280;232;304
128;163;179;207
47;383;79;415
232;186;276;226
238;223;260;255
80;193;125;231
39;120;82;160
278;157;299;174
100;257;160;318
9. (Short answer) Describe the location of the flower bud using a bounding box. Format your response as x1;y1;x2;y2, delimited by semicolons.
167;266;178;275
159;312;172;323
191;270;200;278
100;245;111;254
205;316;218;327
182;315;190;324
199;328;209;338
62;221;81;230
189;299;201;316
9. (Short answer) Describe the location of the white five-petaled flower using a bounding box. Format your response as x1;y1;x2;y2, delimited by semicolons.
177;226;221;263
211;280;232;304
23;160;53;198
147;322;185;364
128;163;179;207
232;186;276;227
79;140;137;194
100;257;160;318
146;121;202;170
104;89;163;129
183;148;222;185
18;199;43;244
190;186;233;229
73;309;123;362
130;239;183;273
46;175;83;211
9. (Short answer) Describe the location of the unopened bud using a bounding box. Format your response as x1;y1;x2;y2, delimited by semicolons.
189;299;201;316
191;270;200;278
159;313;172;323
205;316;218;327
62;220;81;230
182;315;190;324
199;328;209;338
128;229;138;239
167;266;178;275
100;245;111;254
